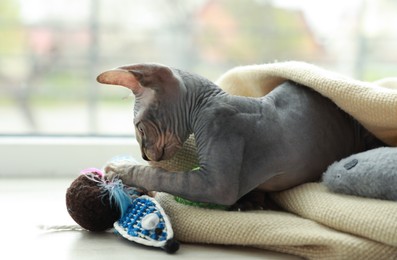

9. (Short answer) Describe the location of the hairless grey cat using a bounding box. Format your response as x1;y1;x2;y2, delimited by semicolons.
97;63;384;207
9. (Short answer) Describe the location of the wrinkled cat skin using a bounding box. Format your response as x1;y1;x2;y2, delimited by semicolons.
97;63;382;205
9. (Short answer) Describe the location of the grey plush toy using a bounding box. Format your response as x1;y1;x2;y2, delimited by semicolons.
322;147;397;201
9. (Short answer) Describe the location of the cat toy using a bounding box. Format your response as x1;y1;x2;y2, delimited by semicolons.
66;167;180;254
323;146;397;201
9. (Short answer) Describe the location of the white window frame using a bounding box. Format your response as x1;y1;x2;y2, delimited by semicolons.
0;136;146;177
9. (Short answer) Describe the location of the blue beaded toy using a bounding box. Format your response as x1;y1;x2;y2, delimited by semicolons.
114;196;176;249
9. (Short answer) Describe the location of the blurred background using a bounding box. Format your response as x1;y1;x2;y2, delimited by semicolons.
1;0;397;136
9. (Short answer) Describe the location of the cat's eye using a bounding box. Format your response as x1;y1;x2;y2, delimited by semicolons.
137;125;145;136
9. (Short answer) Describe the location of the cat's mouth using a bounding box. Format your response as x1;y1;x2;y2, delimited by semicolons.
141;152;150;161
141;146;166;162
141;148;162;162
142;142;182;162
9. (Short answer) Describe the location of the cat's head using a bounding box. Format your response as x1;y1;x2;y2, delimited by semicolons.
97;63;189;161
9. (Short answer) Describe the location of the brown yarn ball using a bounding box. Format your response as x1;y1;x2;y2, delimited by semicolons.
66;173;120;231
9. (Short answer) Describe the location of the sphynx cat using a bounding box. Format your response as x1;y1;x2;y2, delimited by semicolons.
97;63;383;207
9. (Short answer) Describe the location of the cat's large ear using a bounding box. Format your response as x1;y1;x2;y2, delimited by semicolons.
96;69;143;94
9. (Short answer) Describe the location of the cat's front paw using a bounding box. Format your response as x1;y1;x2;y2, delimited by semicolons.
104;158;137;181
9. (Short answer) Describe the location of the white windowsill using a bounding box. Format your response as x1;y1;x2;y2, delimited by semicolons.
0;136;146;177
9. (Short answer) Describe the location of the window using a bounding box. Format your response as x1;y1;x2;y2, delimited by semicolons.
1;0;396;176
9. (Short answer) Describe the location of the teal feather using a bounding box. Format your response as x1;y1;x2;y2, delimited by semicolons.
99;179;136;217
83;172;137;217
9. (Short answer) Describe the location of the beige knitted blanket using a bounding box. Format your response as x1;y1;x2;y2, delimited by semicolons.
153;61;397;259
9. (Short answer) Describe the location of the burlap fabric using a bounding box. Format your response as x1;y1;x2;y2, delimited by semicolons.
152;61;397;259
